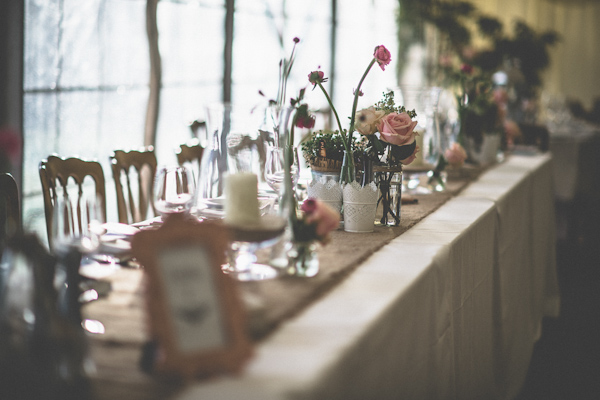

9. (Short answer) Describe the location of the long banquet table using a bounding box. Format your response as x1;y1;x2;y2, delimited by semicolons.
86;153;560;400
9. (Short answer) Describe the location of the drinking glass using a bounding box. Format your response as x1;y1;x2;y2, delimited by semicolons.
224;139;284;281
154;165;195;216
264;144;300;194
194;103;264;220
52;197;102;257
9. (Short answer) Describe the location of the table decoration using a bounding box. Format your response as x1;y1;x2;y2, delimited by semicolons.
301;131;355;214
355;91;420;226
273;91;340;276
307;44;392;185
223;172;284;281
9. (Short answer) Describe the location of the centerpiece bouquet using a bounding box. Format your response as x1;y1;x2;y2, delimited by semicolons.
307;45;393;185
354;91;420;225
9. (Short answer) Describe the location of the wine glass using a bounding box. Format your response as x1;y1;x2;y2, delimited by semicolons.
153;165;195;217
52;196;102;257
52;196;108;332
222;172;285;281
194;103;264;220
264;144;300;195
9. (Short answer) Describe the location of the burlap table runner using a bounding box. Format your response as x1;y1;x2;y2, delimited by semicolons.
85;164;483;399
244;167;481;340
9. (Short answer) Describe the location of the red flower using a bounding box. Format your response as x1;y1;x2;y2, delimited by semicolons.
294;103;315;129
373;45;391;71
460;63;474;75
308;70;326;86
0;127;21;162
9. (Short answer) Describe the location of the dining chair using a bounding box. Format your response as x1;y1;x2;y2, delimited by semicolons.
175;138;204;183
0;173;21;256
38;155;107;249
110;146;157;224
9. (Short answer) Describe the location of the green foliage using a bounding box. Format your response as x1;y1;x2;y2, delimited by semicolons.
374;91;417;119
300;130;347;166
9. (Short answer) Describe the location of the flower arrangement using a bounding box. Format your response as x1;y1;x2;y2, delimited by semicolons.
293;198;340;244
307;45;393;184
455;63;503;147
300;130;363;173
356;91;420;167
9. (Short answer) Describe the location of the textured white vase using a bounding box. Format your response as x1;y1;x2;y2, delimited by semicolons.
468;134;501;166
342;181;378;233
307;177;343;215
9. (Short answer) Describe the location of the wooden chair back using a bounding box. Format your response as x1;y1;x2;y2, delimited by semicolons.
176;138;204;183
0;173;21;255
38;155;107;249
110;147;157;224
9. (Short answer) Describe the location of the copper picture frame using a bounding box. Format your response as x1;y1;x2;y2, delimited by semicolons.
131;215;252;379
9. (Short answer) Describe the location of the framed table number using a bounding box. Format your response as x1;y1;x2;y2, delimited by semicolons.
131;214;252;379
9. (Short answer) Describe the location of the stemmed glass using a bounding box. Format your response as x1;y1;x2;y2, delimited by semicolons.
153;165;195;217
264;144;300;195
52;196;107;331
52;196;102;257
225;141;285;281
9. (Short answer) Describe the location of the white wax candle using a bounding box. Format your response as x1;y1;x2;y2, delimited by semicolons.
224;173;260;226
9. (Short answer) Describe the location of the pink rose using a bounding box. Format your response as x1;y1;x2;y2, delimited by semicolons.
373;45;391;71
444;143;467;167
377;112;418;146
302;198;340;238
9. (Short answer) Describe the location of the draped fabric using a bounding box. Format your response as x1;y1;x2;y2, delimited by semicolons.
180;154;559;399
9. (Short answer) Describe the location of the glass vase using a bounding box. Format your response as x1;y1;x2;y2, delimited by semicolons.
339;150;356;185
375;166;402;226
285;240;319;277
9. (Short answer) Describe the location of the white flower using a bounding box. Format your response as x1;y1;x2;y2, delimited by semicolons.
354;107;386;136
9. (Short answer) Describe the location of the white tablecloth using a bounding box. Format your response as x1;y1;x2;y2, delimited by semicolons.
179;154;560;400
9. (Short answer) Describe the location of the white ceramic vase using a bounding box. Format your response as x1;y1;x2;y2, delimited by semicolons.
307;177;343;215
342;181;378;233
467;134;501;166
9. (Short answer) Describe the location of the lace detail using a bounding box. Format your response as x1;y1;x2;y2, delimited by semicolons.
307;178;343;214
342;182;378;232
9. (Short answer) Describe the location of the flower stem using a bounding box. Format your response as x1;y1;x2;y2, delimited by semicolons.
316;82;347;148
348;58;377;149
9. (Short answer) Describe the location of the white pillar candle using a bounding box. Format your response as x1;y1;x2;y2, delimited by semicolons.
224;173;260;226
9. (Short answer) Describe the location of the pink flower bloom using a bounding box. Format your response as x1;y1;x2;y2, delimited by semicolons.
302;198;340;238
460;63;474;75
296;114;315;129
377;112;418;146
308;70;325;85
444;143;467;167
373;45;391;71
